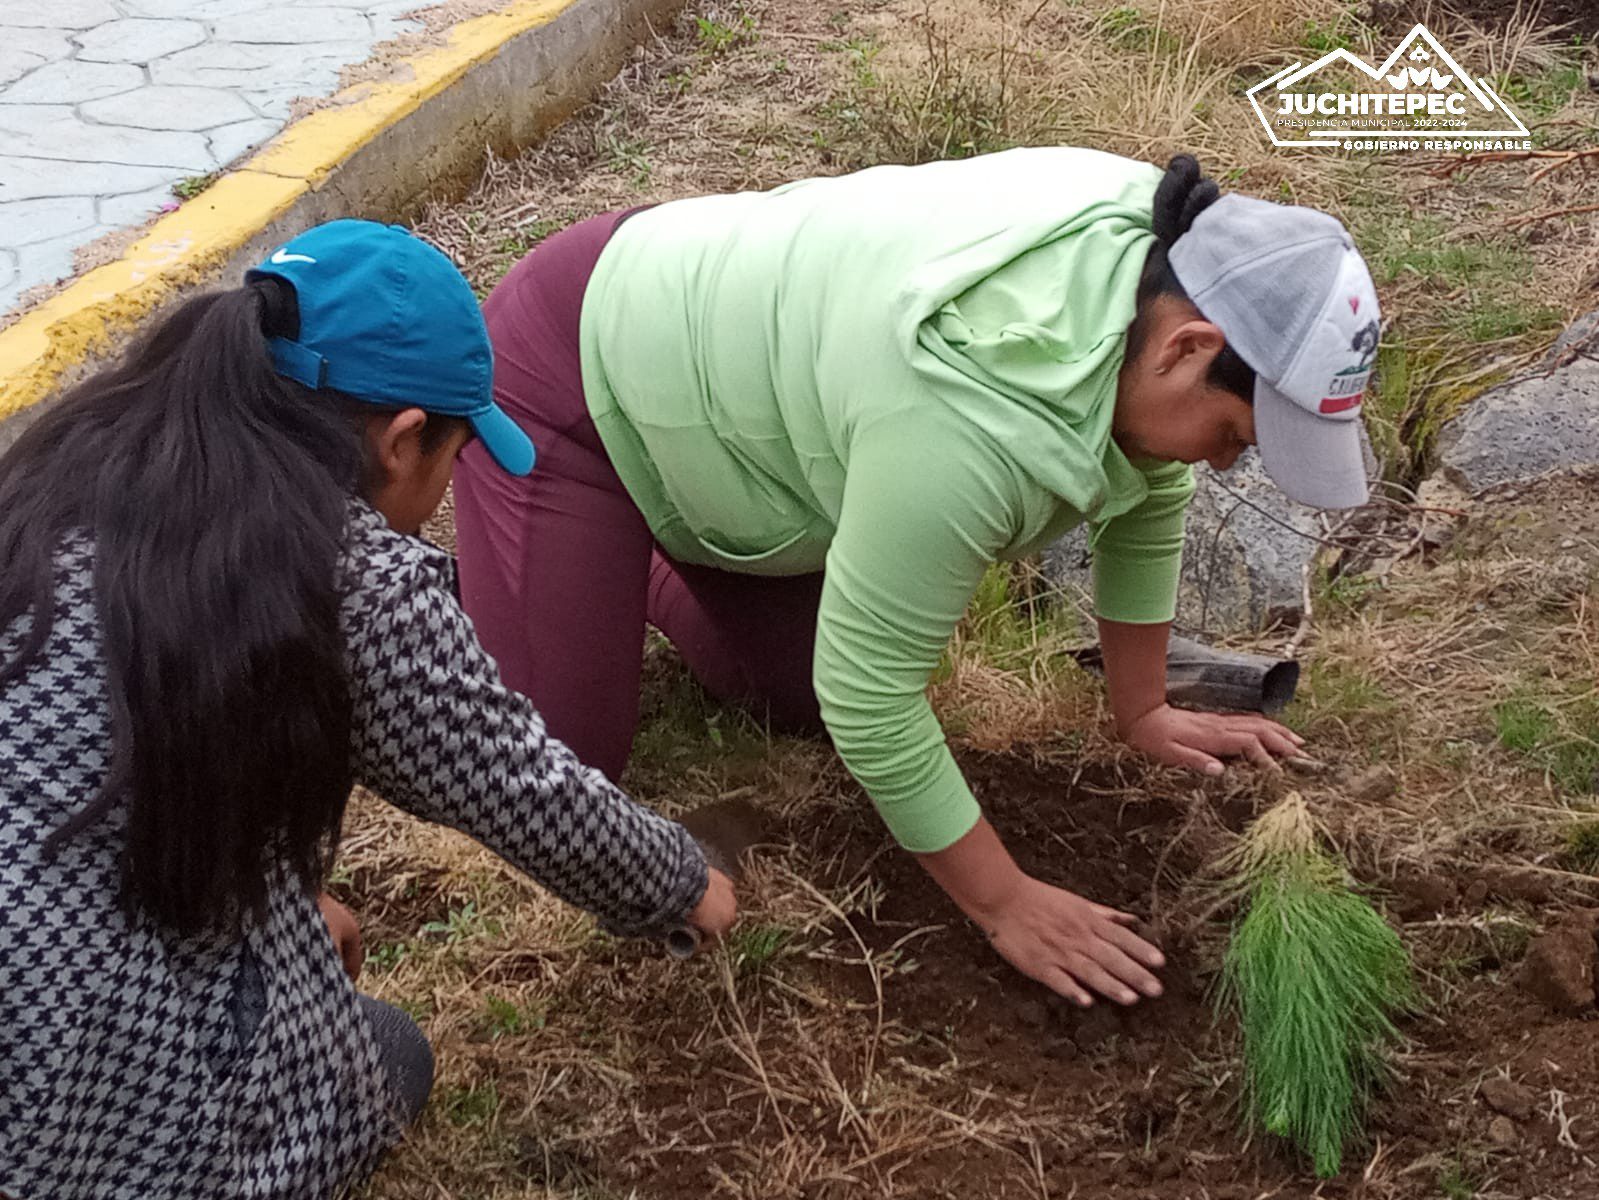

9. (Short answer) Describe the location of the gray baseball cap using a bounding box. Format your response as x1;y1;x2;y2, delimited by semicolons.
1168;194;1380;510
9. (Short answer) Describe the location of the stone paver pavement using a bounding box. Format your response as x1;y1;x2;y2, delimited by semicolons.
0;0;437;315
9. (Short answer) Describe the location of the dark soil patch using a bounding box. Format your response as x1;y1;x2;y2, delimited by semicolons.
599;750;1599;1198
1369;0;1599;40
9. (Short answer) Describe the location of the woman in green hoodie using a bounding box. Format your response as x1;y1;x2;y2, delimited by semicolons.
454;151;1381;1007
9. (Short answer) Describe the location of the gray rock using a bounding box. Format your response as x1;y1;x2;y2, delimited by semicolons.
1436;315;1599;493
1044;449;1327;634
1546;309;1599;365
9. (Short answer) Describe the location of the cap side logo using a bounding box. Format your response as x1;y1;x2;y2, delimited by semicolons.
270;249;317;265
1319;317;1379;413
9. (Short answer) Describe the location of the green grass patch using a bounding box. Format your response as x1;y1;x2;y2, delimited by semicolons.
367;940;412;972
1316;571;1382;619
602;135;653;189
1094;5;1183;54
1491;56;1588;119
1363;216;1527;291
729;922;792;976
1300;9;1369;56
1493;696;1556;753
1290;660;1397;731
1341;205;1553;480
1435;910;1534;980
1493;693;1599;795
171;173;216;200
694;7;757;54
480;993;547;1039
393;993;433;1024
1370;333;1511;481
440;1080;501;1128
949;561;1081;676
1564;819;1599;873
822;33;881;90
820;13;1047;167
1438;1156;1481;1200
420;901;503;945
626;636;771;792
1452;297;1565;345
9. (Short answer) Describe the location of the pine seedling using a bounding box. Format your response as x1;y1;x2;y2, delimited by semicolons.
1217;792;1418;1178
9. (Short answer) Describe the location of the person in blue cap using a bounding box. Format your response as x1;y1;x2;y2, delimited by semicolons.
0;219;735;1200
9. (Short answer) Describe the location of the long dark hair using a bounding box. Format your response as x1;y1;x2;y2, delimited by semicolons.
0;278;395;933
1125;154;1257;400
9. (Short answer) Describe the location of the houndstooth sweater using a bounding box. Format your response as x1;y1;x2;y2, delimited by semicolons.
0;503;707;1200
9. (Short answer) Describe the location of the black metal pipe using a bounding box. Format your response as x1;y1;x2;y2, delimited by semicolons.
1072;636;1300;715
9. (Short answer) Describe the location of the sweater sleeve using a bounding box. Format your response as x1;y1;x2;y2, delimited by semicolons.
345;573;707;938
1089;459;1196;624
813;417;1025;853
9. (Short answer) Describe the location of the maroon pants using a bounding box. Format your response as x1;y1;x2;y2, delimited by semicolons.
452;209;824;781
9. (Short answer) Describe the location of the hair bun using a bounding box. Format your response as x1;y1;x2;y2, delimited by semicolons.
253;276;301;340
1152;154;1221;247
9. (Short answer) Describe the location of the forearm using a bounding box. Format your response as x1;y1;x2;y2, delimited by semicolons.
912;815;1026;924
1096;616;1171;731
348;580;709;937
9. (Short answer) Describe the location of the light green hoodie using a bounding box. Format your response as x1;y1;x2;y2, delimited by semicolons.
579;148;1195;852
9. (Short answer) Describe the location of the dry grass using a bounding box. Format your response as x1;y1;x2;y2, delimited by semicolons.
341;2;1599;1196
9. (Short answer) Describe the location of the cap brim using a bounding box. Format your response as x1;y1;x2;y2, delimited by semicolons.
1253;379;1369;510
469;403;536;477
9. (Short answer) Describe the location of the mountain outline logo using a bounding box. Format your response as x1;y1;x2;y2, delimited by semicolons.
1247;23;1531;150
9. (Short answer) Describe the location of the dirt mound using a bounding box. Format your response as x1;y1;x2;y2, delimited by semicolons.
605;750;1599;1199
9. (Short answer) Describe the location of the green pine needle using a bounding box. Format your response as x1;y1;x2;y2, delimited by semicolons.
1218;794;1418;1178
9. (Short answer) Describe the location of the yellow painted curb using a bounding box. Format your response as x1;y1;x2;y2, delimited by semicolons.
0;0;583;422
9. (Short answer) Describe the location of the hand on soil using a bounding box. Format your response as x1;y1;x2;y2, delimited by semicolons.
688;866;738;940
982;876;1165;1007
317;892;364;983
1123;703;1303;775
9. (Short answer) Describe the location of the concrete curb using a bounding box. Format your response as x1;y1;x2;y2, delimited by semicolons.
0;0;682;447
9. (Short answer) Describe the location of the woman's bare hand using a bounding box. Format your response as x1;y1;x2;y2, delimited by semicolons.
1123;702;1303;775
317;892;364;983
686;866;738;941
977;875;1165;1007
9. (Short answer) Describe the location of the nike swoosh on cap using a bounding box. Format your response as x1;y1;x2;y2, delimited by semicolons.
270;249;317;265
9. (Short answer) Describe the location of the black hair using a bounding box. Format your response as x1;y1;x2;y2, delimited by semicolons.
1124;154;1257;401
0;277;460;934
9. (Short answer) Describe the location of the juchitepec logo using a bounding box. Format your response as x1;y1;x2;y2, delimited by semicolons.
1249;23;1532;153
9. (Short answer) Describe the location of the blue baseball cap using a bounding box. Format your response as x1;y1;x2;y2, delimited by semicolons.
246;219;534;476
